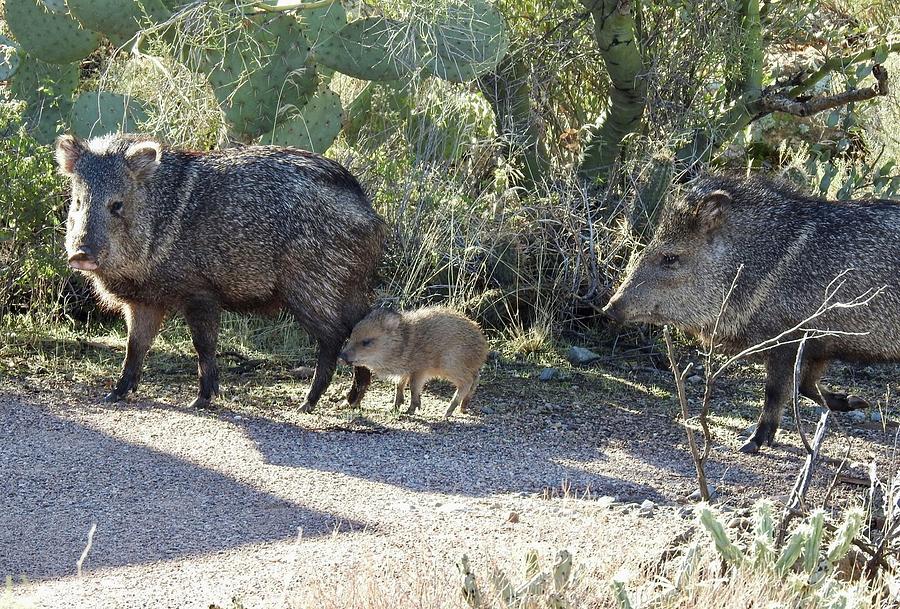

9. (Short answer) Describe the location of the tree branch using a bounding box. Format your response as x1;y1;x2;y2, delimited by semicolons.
788;41;900;97
758;64;889;117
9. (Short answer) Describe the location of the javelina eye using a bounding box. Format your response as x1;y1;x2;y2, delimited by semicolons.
661;253;679;267
109;201;124;216
361;339;373;347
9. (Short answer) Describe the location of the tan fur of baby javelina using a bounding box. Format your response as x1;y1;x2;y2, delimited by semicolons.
339;307;489;418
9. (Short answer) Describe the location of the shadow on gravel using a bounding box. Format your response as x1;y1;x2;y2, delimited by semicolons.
237;411;667;503
0;399;368;582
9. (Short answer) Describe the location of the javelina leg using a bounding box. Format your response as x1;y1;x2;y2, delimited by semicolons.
392;375;409;410
184;302;221;409
459;372;481;413
405;373;426;415
345;366;372;409
740;347;794;454
444;379;474;419
799;359;868;412
299;339;341;413
105;303;165;402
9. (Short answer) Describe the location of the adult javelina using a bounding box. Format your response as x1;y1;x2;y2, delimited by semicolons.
56;133;385;412
603;175;900;453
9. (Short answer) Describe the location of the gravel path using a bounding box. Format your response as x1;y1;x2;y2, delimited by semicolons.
2;364;896;608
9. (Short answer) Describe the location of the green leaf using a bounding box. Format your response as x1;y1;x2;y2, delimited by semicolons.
874;44;889;64
825;111;840;128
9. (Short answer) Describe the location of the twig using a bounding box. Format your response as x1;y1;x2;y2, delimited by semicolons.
76;522;97;577
821;443;851;508
778;411;830;542
664;326;710;502
792;332;812;454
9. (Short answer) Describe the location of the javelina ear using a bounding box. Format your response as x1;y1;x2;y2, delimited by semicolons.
55;135;83;176
124;141;162;182
380;310;401;330
696;189;731;233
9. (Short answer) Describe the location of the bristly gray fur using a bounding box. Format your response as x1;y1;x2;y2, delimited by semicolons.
605;173;900;453
58;133;386;411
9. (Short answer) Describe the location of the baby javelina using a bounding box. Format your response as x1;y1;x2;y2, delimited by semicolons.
340;307;489;417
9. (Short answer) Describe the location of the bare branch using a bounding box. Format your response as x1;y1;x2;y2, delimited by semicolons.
713;271;885;378
788;42;900;97
791;332;812;454
758;65;889;117
664;326;711;502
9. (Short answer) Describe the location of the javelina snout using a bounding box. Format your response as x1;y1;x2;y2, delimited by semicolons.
609;174;900;454
67;247;99;271
56;133;385;413
344;307;488;418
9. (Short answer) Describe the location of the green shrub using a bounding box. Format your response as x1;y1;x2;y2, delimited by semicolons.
0;95;69;316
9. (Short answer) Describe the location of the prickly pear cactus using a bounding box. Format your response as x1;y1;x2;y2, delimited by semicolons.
5;0;101;64
10;54;79;144
267;87;343;152
199;13;317;140
67;0;172;47
301;0;347;45
422;0;509;82
313;17;419;81
70;91;150;138
0;36;22;81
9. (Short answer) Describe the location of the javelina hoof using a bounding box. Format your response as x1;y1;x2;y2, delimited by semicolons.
739;439;761;454
103;390;125;403
299;401;316;413
404;404;418;415
825;393;869;412
188;396;215;410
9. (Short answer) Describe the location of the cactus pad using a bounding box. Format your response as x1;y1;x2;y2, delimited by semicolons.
302;0;347;45
68;0;172;47
200;13;316;139
71;91;150;138
423;0;508;82
313;17;416;81
6;0;101;64
40;0;68;13
10;55;79;144
267;87;343;153
0;36;22;81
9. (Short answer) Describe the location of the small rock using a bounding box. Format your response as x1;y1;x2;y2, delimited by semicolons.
567;346;600;366
596;495;616;508
289;366;315;379
639;499;655;515
739;425;755;438
686;484;717;502
871;411;883;423
480;406;496;415
507;511;520;524
687;374;703;384
539;368;558;382
846;410;867;423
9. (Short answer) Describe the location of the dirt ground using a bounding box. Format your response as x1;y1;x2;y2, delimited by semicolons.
2;334;898;608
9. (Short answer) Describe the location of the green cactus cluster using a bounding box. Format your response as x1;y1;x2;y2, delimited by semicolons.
2;0;508;151
613;501;873;609
458;549;573;609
